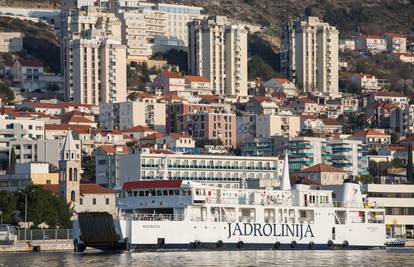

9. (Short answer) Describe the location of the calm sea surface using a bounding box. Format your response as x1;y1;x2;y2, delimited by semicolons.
0;249;413;267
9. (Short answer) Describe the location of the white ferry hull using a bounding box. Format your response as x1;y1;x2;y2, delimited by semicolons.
117;219;386;250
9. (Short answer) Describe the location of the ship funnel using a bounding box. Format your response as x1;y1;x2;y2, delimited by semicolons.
281;150;291;191
342;178;364;207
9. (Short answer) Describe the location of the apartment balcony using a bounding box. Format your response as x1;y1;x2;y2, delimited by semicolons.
289;144;312;149
331;154;352;160
331;147;353;152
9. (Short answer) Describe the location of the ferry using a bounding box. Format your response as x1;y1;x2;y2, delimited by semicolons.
72;155;386;251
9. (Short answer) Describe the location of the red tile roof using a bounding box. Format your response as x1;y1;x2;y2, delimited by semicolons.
250;96;274;103
80;184;114;194
384;32;403;38
352;129;389;137
272;78;290;84
162;71;183;79
27;102;61;109
140;132;164;140
123;180;182;190
62;116;94;124
45;124;91;131
300;115;319;120
40;184;59;194
322;118;342;126
375;91;406;97
121;125;153;133
383;145;406;152
96;145;129;154
18;59;43;67
158;95;187;101
185;75;209;83
297;163;346;173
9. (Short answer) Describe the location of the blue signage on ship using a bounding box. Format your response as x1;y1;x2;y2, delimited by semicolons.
227;223;314;240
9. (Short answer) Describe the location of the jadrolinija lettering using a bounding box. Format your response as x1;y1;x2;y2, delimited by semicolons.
227;223;315;240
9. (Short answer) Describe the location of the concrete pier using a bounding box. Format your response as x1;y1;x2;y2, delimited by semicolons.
0;240;73;253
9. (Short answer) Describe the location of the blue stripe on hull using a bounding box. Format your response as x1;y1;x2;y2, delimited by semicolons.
129;242;384;251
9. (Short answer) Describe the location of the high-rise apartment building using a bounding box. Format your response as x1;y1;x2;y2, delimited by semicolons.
62;6;127;104
111;0;204;62
280;16;338;95
188;16;248;96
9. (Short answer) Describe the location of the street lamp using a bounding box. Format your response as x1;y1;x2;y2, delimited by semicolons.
18;189;34;239
0;210;2;225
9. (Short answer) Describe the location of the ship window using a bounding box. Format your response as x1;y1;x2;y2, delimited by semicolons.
349;211;365;223
156;190;162;196
368;212;384;223
139;191;145;197
299;210;315;224
150;190;156;196
145;190;150;196
133;191;138;197
169;189;174;195
128;191;132;197
174;189;180;195
163;190;168;195
289;209;295;223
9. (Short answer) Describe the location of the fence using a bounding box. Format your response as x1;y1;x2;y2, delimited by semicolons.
17;229;72;241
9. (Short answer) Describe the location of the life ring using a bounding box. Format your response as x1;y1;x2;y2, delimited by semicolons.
216;240;223;248
342;240;349;249
291;241;297;248
328;240;334;248
273;242;281;250
237;241;244;249
309;241;315;249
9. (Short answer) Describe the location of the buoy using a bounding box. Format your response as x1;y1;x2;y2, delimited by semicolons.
216;240;223;248
273;242;281;250
193;240;201;249
291;241;297;248
328;240;334;248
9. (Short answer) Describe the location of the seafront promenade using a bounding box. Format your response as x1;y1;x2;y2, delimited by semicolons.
0;240;72;252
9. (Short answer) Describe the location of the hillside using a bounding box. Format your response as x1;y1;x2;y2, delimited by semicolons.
2;0;414;38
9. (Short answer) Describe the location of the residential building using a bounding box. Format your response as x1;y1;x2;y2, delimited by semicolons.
240;137;274;157
153;71;186;96
289;97;324;115
384;33;407;53
112;151;283;189
188;16;248;96
184;75;212;96
0;32;23;53
0;163;59;191
161;133;197;154
256;114;301;138
112;0;205;62
99;100;166;132
338;39;355;51
280;16;339;94
364;184;414;238
0;114;45;141
356;35;387;54
288;136;326;172
295;163;348;185
393;52;414;64
95;145;129;188
349;73;380;91
262;78;298;98
288;137;368;175
245;97;279;115
63;6;127;105
120;125;158;140
177;111;237;148
349;129;391;150
390;104;414;135
367;91;409;108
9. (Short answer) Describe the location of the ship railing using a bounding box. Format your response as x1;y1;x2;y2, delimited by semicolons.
332;201;365;208
126;213;185;221
238;216;255;222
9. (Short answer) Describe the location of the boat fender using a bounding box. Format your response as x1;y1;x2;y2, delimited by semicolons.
328;240;334;248
125;237;130;251
237;241;244;249
193;240;201;248
342;240;349;248
273;242;281;250
216;240;223;248
291;241;297;248
309;241;315;249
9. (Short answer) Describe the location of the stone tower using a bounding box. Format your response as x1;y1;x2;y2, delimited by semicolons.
59;130;81;205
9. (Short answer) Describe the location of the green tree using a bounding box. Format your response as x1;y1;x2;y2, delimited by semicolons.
0;191;17;224
248;56;274;80
357;175;375;184
390;158;404;168
82;156;96;182
0;83;14;102
16;186;73;228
